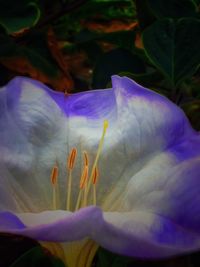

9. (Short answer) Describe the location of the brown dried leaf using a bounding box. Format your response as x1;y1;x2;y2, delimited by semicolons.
82;20;138;33
0;56;71;92
135;32;144;49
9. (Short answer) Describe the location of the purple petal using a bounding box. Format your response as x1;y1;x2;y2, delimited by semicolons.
4;76;116;118
0;75;200;259
0;211;25;229
97;157;200;258
0;207;102;241
111;76;198;158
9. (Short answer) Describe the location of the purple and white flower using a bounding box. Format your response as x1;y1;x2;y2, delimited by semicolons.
0;76;200;266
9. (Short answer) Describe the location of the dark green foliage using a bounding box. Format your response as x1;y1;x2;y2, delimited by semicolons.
118;70;163;88
75;29;136;51
71;0;135;20
148;0;198;19
92;48;145;88
0;0;40;33
142;18;200;86
136;0;200;130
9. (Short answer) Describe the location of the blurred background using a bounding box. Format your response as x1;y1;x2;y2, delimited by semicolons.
1;0;200;266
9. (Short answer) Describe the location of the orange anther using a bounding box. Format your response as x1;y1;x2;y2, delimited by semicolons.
67;148;77;170
51;165;58;185
80;166;88;189
83;151;89;166
92;166;99;185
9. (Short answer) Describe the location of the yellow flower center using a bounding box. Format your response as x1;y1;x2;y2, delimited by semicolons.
42;240;98;267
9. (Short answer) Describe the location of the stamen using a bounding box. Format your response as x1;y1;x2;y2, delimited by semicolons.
75;190;82;211
67;148;77;170
92;167;98;206
50;164;58;210
80;165;89;189
66;147;77;211
75;152;89;210
86;120;109;196
92;166;99;185
84;151;89;167
51;165;58;185
83;151;89;206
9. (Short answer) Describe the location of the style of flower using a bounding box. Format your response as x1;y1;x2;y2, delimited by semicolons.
0;76;200;267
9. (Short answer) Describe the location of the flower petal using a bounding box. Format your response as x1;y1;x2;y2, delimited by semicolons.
96;155;200;258
0;77;67;211
111;75;197;157
1;75;200;259
0;206;102;241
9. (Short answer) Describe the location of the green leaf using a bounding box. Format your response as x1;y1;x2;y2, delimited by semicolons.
92;48;145;88
0;0;40;33
148;0;198;18
71;0;134;20
142;18;200;86
10;246;65;267
75;29;136;51
118;70;163;88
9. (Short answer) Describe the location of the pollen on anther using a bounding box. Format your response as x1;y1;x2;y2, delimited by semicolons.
83;151;89;166
67;147;77;170
51;165;58;185
92;166;99;185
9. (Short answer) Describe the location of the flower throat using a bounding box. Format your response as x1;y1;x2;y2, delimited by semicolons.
50;120;109;211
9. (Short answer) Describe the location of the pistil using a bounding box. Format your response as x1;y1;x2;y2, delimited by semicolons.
86;120;109;197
